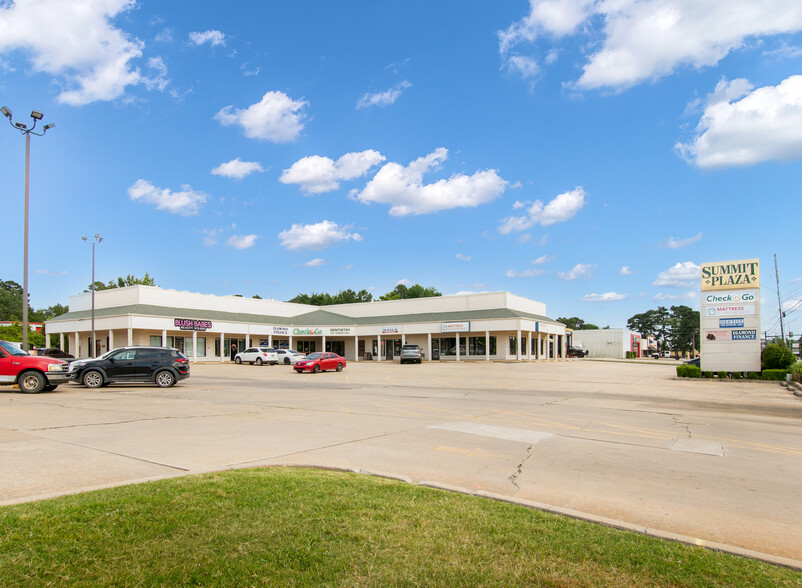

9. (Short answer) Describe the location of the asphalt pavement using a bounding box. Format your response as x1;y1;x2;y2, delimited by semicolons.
2;359;801;570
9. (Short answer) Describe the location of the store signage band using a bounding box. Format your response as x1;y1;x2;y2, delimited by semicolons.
174;318;212;331
293;328;322;335
329;327;351;335
381;326;399;334
441;321;470;333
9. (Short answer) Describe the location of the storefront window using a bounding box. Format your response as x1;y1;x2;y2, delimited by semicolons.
509;336;517;355
196;337;206;357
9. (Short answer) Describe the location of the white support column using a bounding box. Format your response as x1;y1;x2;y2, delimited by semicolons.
485;331;490;361
527;331;532;361
268;334;272;348
127;327;133;346
59;333;64;351
377;334;382;361
162;329;167;347
427;332;432;361
74;332;80;357
109;329;114;352
289;335;294;351
402;333;406;345
354;335;359;361
192;330;198;363
516;328;522;361
456;333;460;362
322;335;327;353
247;326;251;349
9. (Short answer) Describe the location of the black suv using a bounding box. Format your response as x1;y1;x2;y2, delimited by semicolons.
69;347;190;388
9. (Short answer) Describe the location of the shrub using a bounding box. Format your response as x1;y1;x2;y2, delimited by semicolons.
761;369;788;381
702;371;713;378
761;344;795;370
676;365;701;378
791;362;802;384
717;371;728;379
747;372;759;380
732;371;742;380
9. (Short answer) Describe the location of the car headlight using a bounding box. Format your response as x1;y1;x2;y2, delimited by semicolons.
47;363;67;373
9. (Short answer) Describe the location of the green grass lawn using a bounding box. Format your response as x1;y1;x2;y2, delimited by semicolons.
1;468;799;587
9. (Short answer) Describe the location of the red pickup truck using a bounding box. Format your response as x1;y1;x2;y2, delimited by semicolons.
0;340;70;393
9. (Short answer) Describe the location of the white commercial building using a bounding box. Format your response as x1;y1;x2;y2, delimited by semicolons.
45;286;568;363
571;328;642;359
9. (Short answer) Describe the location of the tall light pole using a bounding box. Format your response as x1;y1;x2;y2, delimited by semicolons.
1;106;55;352
82;234;103;357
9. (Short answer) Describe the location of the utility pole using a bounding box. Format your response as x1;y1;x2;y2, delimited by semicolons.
775;253;785;344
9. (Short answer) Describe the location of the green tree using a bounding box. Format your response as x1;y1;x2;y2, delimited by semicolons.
558;317;599;330
761;343;795;370
85;273;157;292
627;306;670;351
289;289;373;305
379;283;441;301
0;280;26;321
667;305;700;357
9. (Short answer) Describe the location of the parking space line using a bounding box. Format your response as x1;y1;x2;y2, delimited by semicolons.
407;403;478;418
372;403;425;417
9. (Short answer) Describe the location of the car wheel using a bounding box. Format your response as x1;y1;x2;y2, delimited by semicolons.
235;357;242;364
82;370;104;389
336;363;343;372
255;358;263;366
19;371;46;394
284;357;291;365
155;370;176;388
313;364;321;373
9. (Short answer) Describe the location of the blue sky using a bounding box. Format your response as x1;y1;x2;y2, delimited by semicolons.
1;0;801;334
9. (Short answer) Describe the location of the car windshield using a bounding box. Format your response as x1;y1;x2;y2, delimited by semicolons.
304;353;322;360
0;341;28;356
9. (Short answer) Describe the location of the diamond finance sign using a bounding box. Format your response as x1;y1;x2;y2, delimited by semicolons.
700;259;760;372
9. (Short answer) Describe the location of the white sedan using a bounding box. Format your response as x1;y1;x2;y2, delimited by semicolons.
234;347;278;365
275;349;305;365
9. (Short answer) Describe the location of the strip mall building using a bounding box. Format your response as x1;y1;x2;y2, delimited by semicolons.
45;286;567;362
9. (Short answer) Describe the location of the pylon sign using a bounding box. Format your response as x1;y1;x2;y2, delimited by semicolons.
700;258;760;372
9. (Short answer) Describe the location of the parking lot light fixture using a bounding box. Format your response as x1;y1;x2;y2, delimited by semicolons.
2;106;55;352
82;234;103;357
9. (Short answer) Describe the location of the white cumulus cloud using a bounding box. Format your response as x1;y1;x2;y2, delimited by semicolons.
215;91;307;142
558;263;594;281
505;268;546;278
128;179;206;216
227;235;258;250
499;187;585;234
353;148;507;215
189;30;225;47
582;292;627;302
653;261;701;288
280;150;385;194
304;258;326;267
620;266;633;275
357;80;412;109
211;158;265;180
665;232;702;249
676;75;802;168
0;0;168;105
455;253;472;262
499;1;802;91
278;220;362;251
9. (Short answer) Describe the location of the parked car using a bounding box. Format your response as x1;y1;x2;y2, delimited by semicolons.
275;349;305;365
294;352;346;373
400;344;422;364
567;346;588;358
234;347;278;365
37;347;75;361
69;346;190;388
684;357;700;367
0;340;69;393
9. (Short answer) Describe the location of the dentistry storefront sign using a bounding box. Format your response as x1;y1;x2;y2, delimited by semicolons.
700;259;760;372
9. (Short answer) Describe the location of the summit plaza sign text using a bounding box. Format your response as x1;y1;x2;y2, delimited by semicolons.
700;258;760;372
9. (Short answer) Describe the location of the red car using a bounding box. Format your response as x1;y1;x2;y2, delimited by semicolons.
293;352;346;373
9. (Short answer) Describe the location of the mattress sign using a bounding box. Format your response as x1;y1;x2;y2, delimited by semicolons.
705;305;755;317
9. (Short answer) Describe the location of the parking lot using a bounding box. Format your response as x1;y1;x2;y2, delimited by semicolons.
2;359;801;566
